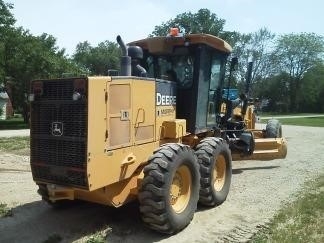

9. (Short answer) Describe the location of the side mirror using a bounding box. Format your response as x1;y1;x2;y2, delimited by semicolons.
230;57;238;72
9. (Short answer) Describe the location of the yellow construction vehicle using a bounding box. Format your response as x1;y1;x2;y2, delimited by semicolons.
29;29;287;234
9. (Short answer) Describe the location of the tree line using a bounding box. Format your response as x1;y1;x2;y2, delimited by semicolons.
1;2;324;116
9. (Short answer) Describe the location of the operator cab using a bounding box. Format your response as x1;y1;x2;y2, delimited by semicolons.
129;32;232;134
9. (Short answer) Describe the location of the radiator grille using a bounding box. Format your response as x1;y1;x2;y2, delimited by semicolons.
42;80;74;100
31;164;87;187
31;103;86;138
31;139;86;167
30;78;88;189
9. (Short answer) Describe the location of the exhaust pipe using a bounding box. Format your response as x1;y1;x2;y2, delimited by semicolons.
117;35;131;76
117;35;127;56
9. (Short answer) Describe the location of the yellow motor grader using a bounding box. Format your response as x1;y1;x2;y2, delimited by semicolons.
29;29;287;234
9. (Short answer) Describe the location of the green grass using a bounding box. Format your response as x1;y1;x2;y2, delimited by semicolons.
0;136;30;155
0;117;29;130
277;117;324;127
86;231;106;243
262;116;324;127
0;203;13;217
260;112;321;116
250;174;324;243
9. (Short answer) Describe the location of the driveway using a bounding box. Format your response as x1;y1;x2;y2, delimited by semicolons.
1;125;324;242
0;129;30;138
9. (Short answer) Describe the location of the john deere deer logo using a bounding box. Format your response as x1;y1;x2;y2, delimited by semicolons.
52;122;63;136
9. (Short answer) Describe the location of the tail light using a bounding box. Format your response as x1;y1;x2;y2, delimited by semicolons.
33;81;43;95
73;79;86;101
29;81;43;101
73;79;86;92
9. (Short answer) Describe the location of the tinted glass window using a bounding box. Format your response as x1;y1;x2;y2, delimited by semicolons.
144;47;195;89
210;58;221;91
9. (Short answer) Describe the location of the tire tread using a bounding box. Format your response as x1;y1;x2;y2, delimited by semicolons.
139;143;199;234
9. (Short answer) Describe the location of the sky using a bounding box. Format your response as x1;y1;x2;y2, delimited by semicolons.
8;0;324;56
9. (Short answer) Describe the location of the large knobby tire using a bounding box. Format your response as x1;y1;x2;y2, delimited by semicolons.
266;119;282;138
138;143;200;234
195;137;232;206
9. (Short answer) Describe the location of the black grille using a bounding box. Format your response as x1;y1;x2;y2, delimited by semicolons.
30;78;88;189
31;164;87;187
31;139;86;167
42;80;74;100
31;103;86;138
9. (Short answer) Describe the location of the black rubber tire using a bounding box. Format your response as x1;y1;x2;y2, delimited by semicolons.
195;137;232;206
266;119;282;138
138;143;200;234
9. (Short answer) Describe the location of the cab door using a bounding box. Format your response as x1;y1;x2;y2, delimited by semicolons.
207;55;223;126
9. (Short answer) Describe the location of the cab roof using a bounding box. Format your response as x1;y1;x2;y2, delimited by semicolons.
128;33;232;54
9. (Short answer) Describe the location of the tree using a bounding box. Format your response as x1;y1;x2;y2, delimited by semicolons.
233;28;275;94
4;28;80;119
299;62;324;112
254;72;290;112
0;0;14;27
273;33;324;112
72;41;92;74
73;40;120;75
151;8;239;46
0;0;15;83
0;1;81;119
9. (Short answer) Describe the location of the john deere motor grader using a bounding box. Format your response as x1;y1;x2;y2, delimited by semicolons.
29;29;287;234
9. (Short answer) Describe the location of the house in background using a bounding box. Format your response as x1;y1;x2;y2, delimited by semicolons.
0;90;14;120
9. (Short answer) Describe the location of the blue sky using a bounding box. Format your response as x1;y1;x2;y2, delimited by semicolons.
9;0;324;56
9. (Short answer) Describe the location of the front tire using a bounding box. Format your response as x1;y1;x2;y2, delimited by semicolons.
195;137;232;206
138;143;200;234
266;119;282;138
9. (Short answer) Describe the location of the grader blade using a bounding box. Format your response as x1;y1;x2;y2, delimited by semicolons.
232;137;287;161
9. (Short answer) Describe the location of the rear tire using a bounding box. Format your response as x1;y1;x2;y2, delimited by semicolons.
266;119;282;138
138;143;200;234
195;137;232;206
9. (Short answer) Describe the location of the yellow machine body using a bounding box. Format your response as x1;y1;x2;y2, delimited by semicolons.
30;33;287;210
35;76;187;206
42;77;286;206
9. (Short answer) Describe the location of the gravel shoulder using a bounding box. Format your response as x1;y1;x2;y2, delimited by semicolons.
1;125;324;242
0;129;30;138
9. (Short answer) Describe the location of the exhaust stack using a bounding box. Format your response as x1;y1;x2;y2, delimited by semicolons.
117;35;131;76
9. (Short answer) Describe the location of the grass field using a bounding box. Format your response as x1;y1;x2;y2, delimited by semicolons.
277;116;324;127
0;117;29;130
250;174;324;243
261;115;324;127
0;136;30;155
0;203;13;217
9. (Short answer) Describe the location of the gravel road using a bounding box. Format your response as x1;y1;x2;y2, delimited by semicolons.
0;129;30;138
0;125;324;243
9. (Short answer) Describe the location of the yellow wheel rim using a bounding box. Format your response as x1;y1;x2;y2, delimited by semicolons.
213;154;226;191
170;165;192;213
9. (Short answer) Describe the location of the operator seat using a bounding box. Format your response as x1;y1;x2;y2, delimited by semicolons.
165;69;178;82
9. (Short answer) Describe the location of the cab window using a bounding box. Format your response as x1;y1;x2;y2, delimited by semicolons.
144;47;195;89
